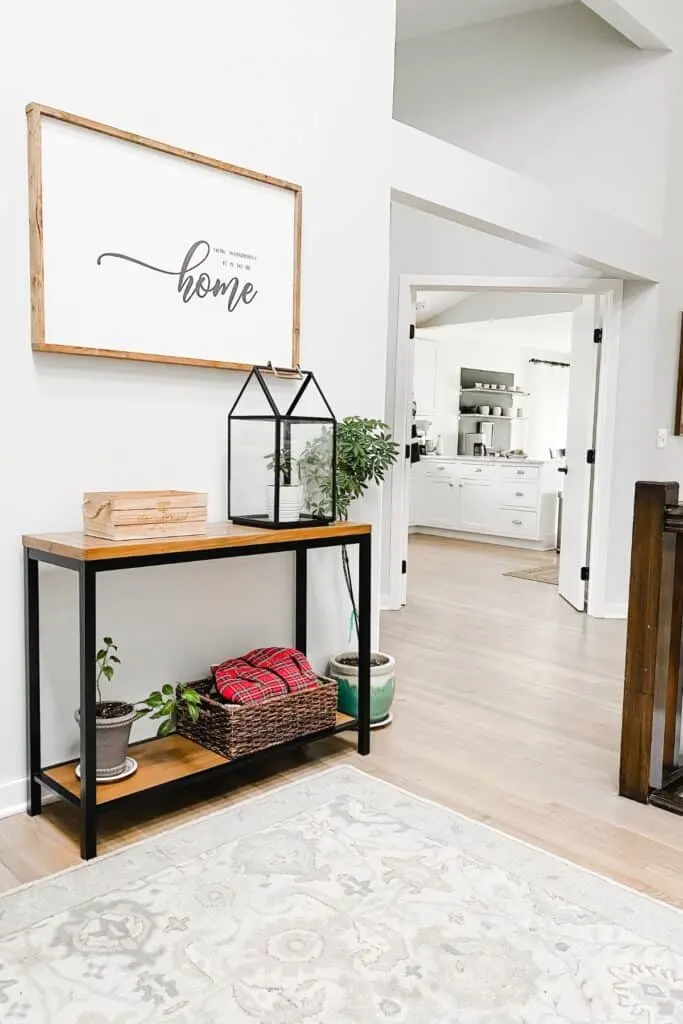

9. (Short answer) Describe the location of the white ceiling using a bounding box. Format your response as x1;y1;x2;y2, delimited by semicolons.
416;290;583;328
415;291;471;326
397;0;575;41
419;312;574;353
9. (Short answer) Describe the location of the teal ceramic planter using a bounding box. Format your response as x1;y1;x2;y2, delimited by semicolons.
329;652;396;726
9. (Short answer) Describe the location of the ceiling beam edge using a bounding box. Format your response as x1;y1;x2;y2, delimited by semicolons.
391;121;662;283
579;0;674;51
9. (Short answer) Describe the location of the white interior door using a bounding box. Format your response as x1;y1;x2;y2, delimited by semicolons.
400;313;417;606
558;296;600;611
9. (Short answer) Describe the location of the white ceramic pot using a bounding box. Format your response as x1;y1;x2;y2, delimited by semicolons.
266;484;302;523
329;651;396;727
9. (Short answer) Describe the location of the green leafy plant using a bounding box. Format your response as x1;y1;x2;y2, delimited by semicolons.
95;636;201;737
299;417;399;638
135;683;202;739
95;636;121;704
265;448;296;486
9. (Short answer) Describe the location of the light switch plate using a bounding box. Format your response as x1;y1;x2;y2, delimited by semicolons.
657;428;668;449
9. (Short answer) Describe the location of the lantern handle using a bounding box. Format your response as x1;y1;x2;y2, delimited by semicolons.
265;361;304;379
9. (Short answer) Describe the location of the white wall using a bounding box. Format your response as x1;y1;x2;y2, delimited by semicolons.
394;3;677;232
616;58;683;600
0;0;396;811
416;314;573;459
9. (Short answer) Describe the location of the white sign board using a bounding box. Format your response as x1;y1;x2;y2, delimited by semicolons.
27;105;301;371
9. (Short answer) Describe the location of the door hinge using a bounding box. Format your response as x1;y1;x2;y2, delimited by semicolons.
409;324;416;340
405;444;410;459
401;560;407;575
594;328;603;344
586;449;596;465
580;566;590;582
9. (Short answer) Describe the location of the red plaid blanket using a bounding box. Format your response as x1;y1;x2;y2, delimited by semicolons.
212;647;318;704
247;647;319;692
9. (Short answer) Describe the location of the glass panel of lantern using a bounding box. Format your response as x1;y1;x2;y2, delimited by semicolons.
227;365;337;528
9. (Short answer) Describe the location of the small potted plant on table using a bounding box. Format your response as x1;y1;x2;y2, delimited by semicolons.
300;416;400;727
266;447;303;523
75;637;201;781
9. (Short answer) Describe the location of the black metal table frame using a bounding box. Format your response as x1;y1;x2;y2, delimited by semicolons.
25;531;371;859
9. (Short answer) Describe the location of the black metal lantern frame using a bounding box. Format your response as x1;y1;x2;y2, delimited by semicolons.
228;364;337;529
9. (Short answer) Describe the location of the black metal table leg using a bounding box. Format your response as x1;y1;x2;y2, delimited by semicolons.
357;534;372;756
25;551;41;816
295;546;307;653
79;564;97;859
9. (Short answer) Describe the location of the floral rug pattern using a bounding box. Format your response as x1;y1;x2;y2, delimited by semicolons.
1;766;683;1022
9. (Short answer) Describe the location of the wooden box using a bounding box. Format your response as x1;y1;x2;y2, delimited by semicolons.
83;490;208;540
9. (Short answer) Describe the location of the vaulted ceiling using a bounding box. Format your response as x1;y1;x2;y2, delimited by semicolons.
396;0;575;42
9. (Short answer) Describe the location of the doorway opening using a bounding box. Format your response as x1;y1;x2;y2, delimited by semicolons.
384;277;623;618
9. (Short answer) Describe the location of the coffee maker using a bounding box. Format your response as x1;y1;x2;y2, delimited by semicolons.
464;432;486;456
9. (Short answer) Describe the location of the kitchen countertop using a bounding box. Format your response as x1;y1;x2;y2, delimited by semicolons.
420;456;550;467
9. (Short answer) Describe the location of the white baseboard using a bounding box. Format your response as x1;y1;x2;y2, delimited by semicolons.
410;526;554;551
0;777;29;820
0;777;58;820
603;602;627;620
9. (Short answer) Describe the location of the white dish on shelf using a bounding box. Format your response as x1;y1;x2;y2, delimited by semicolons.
75;756;138;784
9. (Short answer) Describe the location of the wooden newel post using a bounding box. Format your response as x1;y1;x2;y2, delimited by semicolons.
619;481;680;802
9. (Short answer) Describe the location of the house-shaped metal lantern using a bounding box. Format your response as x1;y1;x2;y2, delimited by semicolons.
228;365;337;529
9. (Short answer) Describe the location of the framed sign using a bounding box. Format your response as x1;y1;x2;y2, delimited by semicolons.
26;104;302;371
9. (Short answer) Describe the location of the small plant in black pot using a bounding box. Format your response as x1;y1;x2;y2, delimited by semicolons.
74;637;136;781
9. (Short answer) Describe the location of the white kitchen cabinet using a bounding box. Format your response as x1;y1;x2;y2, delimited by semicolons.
424;477;459;528
410;458;557;549
409;464;459;528
459;478;496;533
494;508;538;539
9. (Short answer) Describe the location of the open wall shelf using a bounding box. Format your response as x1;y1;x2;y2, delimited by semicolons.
461;388;530;397
459;414;528;422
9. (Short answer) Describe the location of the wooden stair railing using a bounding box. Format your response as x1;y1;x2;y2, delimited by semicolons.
619;481;683;810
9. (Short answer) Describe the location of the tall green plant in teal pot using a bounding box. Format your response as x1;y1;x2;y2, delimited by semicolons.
300;416;399;727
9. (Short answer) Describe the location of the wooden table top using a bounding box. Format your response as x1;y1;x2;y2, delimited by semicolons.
23;521;371;561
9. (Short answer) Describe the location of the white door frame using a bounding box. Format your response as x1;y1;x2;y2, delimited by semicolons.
385;275;623;617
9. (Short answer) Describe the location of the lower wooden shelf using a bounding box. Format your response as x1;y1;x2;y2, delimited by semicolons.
41;712;356;806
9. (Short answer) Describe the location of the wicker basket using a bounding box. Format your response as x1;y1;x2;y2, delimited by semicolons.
176;677;338;759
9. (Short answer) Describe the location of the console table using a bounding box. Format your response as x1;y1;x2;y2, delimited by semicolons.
23;521;371;859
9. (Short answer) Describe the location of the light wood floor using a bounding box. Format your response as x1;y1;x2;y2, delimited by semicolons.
3;535;683;907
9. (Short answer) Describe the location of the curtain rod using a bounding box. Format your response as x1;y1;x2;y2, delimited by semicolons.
529;358;570;368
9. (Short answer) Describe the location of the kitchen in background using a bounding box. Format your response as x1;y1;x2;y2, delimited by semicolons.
410;312;572;552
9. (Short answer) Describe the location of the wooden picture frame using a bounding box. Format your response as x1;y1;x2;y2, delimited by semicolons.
26;103;302;372
675;312;683;436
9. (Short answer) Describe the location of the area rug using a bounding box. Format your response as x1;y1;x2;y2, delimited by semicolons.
1;768;683;1023
504;562;559;585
